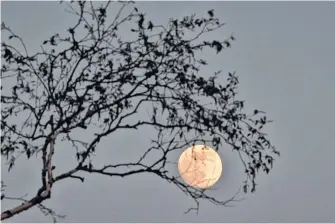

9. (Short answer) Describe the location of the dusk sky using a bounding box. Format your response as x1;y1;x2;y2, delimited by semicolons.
1;1;335;223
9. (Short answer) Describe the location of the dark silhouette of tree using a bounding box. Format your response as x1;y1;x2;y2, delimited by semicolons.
1;1;279;221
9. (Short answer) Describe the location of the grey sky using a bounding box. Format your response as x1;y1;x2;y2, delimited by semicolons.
1;1;335;223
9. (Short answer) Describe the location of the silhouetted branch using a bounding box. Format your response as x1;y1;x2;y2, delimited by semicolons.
69;175;85;182
1;0;279;221
1;193;65;222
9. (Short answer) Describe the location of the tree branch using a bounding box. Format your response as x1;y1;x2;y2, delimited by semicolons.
1;1;279;221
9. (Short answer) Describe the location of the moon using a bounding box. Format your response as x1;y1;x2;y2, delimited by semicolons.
178;145;223;189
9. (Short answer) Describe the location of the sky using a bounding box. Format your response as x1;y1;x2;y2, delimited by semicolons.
1;1;335;223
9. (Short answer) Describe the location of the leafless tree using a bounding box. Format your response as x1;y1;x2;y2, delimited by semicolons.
1;1;279;222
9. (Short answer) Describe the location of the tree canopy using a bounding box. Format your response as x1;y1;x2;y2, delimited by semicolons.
1;1;279;221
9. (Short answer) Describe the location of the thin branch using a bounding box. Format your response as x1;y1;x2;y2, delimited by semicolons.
69;175;85;182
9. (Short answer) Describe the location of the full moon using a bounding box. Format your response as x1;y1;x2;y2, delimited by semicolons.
178;145;223;189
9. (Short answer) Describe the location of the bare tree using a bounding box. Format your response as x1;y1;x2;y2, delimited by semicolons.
1;1;279;221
